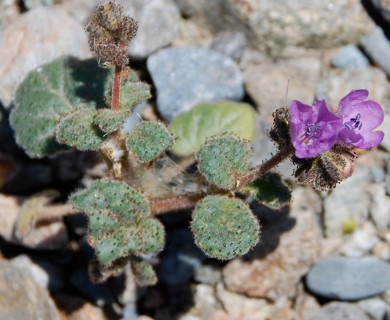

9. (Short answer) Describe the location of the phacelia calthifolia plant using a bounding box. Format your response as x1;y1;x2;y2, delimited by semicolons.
9;1;385;285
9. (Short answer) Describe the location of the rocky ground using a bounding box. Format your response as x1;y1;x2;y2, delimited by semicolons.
1;0;390;319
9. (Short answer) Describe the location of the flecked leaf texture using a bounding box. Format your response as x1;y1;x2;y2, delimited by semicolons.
126;121;174;162
191;195;260;260
197;134;252;190
56;106;105;151
95;73;152;133
70;180;165;274
240;172;291;210
130;256;158;286
10;56;112;158
170;100;256;156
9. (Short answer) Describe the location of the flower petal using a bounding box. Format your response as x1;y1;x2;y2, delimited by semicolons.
339;89;369;113
354;130;384;149
345;100;384;131
316;100;341;123
290;100;315;124
338;128;363;146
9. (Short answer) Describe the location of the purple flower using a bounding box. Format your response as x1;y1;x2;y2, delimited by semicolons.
337;90;384;149
289;100;343;158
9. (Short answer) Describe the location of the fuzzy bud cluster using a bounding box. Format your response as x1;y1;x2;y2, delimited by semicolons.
85;1;138;67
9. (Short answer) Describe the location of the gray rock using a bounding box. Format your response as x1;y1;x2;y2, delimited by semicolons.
0;260;62;320
304;302;370;320
358;298;387;320
147;47;244;121
306;257;390;300
174;0;374;57
0;6;90;107
361;27;390;77
211;31;247;61
331;45;369;69
323;166;374;237
126;0;181;59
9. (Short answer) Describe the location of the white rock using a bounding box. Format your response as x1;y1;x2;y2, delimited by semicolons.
358;298;387;320
339;222;379;257
368;183;390;232
0;7;90;107
10;255;49;289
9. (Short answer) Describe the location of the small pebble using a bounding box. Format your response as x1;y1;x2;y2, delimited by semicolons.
306;257;390;300
358;298;387;320
304;302;370;320
331;45;369;69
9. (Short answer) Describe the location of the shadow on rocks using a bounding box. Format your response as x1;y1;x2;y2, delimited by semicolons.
243;202;296;261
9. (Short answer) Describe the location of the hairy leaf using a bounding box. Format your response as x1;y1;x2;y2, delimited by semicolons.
191;195;260;260
197;134;252;190
126;121;174;162
10;56;112;158
70;180;165;273
56;106;105;151
96;79;151;133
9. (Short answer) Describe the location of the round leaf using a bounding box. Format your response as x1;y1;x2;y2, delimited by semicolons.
170;100;256;156
191;195;260;260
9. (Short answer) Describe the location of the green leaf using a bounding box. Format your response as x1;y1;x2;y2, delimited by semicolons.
130;256;158;286
96;79;151;134
10;56;112;158
197;134;252;190
170;100;256;157
126;121;174;162
120;80;151;109
240;172;291;210
191;195;260;260
94;108;132;134
56;106;105;151
70;180;165;271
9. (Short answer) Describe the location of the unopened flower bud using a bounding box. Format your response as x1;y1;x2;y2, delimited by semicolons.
293;144;356;191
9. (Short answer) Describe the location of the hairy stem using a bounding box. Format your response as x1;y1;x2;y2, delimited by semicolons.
111;65;122;111
151;194;204;216
235;145;294;189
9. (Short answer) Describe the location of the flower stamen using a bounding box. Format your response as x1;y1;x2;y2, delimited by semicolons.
344;113;362;131
300;122;321;146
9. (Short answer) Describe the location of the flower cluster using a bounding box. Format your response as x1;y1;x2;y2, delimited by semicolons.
289;90;384;159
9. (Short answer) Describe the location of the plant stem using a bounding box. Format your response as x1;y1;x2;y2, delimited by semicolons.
235;145;294;189
151;194;204;216
111;65;122;111
150;147;294;215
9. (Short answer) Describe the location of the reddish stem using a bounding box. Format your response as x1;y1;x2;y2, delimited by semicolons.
151;194;204;216
149;147;294;215
111;66;122;111
235;145;294;189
